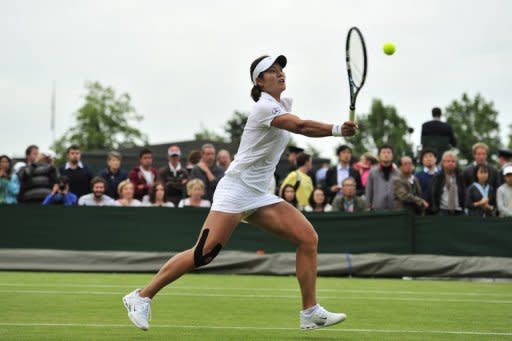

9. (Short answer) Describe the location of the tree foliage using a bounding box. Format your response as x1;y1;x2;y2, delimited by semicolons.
224;111;248;144
444;93;501;162
53;82;147;157
348;99;413;159
508;124;512;150
195;111;249;144
194;124;227;142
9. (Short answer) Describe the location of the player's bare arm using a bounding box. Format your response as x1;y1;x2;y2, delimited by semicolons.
271;113;357;137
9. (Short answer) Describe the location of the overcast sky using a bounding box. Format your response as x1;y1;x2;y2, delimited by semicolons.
2;0;512;160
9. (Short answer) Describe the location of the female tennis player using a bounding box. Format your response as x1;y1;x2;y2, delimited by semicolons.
123;55;357;331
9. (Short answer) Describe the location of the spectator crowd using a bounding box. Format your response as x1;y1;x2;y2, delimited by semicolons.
1;107;512;218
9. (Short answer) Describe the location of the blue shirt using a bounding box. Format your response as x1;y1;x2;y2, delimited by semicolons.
42;192;78;206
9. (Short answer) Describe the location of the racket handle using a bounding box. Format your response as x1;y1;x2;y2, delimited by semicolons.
349;109;355;122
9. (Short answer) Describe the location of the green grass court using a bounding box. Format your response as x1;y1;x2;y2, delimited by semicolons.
1;271;511;340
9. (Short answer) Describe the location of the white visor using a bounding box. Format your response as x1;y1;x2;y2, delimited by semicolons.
252;55;287;86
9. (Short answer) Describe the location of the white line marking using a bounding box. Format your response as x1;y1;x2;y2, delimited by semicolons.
0;282;510;297
0;322;510;336
2;289;511;304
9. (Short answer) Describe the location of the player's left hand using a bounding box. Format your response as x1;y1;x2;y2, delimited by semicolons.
341;121;358;137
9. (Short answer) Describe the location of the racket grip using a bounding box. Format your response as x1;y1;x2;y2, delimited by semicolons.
349;109;355;122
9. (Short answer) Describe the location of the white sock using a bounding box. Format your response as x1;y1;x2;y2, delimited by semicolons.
301;304;319;316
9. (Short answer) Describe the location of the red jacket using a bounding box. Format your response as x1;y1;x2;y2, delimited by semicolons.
128;166;158;200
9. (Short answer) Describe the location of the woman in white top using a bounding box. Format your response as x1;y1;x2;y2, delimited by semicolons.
123;55;357;331
178;179;211;208
303;188;333;212
114;180;142;207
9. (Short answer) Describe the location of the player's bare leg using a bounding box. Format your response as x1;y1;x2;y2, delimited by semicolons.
247;201;346;330
123;211;242;330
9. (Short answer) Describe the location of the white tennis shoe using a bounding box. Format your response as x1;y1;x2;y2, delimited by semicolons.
300;304;346;330
122;289;152;331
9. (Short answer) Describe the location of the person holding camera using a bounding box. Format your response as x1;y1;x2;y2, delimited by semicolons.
42;176;77;206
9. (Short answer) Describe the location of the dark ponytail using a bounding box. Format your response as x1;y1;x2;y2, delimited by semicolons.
249;55;269;102
251;85;262;102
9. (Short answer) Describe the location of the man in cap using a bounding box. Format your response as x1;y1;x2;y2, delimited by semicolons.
497;166;512;217
158;145;189;207
497;148;512;185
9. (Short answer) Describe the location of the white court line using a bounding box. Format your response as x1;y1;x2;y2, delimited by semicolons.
0;282;510;297
0;322;510;336
2;289;511;304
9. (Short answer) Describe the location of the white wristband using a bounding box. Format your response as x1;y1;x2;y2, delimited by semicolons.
332;124;342;137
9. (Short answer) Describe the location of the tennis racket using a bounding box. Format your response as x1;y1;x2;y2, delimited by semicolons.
345;26;368;122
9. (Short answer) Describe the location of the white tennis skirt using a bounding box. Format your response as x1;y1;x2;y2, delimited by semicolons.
211;175;283;216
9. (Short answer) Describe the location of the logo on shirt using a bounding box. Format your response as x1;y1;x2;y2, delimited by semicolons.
272;107;281;115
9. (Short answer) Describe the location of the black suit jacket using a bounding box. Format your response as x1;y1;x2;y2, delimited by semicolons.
421;120;457;146
421;120;457;158
430;169;465;213
324;165;364;200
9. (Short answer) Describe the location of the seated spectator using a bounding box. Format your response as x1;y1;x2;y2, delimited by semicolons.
281;184;299;209
324;145;364;202
303;188;332;212
189;144;225;202
353;152;378;188
393;156;428;215
146;182;175;207
332;177;368;212
158;145;188;207
59;145;94;198
114;180;142;207
78;177;114;206
365;144;399;210
431;151;465;216
497;166;512;217
18;152;58;203
178;178;211;208
465;164;496;217
280;152;314;210
99;151;128;200
216;149;232;171
129;148;158;201
42;176;77;206
0;155;20;204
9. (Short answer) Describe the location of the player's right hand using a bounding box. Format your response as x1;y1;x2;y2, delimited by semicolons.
341;121;358;137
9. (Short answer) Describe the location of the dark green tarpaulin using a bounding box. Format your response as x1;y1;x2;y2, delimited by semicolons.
1;206;511;257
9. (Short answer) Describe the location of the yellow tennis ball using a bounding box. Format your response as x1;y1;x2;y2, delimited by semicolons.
383;42;396;55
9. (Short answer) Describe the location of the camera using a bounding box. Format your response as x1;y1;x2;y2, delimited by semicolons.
57;175;69;192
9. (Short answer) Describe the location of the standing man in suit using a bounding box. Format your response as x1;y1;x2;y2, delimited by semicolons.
421;107;457;159
324;145;363;202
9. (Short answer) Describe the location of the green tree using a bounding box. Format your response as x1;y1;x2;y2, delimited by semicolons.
224;111;248;144
348;99;413;159
194;123;227;142
53;82;147;158
444;93;501;162
508;124;512;149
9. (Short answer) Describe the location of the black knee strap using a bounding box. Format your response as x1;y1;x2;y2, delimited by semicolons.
194;228;222;268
